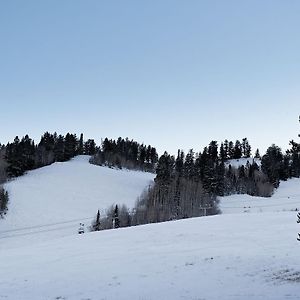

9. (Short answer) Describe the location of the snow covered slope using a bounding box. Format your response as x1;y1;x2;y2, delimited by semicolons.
1;156;154;247
220;178;300;214
1;157;300;299
0;212;299;300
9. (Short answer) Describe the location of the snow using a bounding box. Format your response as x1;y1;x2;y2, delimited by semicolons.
1;155;155;248
0;212;299;299
225;157;261;168
220;178;300;214
1;156;300;299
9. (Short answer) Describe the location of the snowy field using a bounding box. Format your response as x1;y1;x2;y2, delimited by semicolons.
1;156;155;248
0;156;300;299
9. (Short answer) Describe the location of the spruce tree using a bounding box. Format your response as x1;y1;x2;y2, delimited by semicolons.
113;205;120;228
93;210;101;231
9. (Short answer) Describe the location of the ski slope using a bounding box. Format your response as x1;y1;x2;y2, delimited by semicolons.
0;211;299;299
1;157;300;299
220;178;300;214
1;155;155;248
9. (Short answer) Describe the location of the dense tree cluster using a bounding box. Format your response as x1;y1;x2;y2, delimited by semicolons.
219;138;252;160
4;132;95;177
90;137;158;172
93;139;272;230
260;138;300;188
2;126;300;228
132;142;272;225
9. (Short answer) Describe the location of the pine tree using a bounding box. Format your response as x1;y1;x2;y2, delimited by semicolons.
233;140;242;159
78;133;84;155
208;141;218;161
54;135;65;162
183;149;195;179
228;141;235;159
84;139;96;155
219;143;226;161
254;148;261;159
113;205;120;228
93;210;101;231
242;138;251;158
175;150;184;177
261;144;284;187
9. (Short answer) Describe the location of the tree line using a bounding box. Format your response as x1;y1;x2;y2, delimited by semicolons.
90;132;300;231
1;129;300;226
90;137;158;172
4;132;98;178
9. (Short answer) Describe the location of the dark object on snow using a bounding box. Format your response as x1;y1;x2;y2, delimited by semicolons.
78;223;85;234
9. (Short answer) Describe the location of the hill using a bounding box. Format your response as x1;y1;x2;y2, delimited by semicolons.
1;155;154;248
0;157;300;299
0;210;299;299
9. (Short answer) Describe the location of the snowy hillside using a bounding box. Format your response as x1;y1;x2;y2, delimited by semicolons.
0;211;299;299
220;178;300;214
1;156;155;248
1;157;300;299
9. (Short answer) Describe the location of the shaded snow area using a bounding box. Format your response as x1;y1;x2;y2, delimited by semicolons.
1;156;300;299
1;156;154;248
0;212;299;300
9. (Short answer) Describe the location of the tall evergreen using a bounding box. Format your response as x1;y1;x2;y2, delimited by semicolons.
78;133;84;155
261;144;284;188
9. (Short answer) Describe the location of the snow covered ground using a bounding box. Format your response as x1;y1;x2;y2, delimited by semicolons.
1;156;155;248
0;212;299;299
220;178;300;214
0;157;300;299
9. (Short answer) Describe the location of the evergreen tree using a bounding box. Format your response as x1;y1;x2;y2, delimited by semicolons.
233;140;242;159
92;209;101;231
78;133;84;155
242;138;251;158
228;141;235;159
175;150;184;177
223;139;229;160
54;135;65;162
64;133;77;161
84;139;96;155
113;205;120;228
208;141;218;161
219;143;226;161
261;144;284;187
183;149;195;179
254;148;261;159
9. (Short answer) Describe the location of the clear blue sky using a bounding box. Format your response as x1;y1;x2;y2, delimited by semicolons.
0;0;299;155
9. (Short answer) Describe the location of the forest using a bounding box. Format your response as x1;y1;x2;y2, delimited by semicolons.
1;131;300;228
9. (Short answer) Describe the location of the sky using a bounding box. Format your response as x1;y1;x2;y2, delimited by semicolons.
0;0;299;156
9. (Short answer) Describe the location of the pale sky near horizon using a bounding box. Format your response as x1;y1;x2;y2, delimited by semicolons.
0;0;299;156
